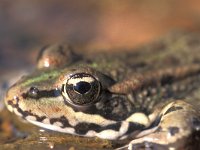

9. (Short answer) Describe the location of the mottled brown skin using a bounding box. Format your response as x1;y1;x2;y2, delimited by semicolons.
3;32;200;150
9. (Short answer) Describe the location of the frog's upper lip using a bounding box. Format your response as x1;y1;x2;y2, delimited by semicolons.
4;84;21;108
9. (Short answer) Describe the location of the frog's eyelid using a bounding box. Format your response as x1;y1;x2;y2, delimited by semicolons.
61;70;115;90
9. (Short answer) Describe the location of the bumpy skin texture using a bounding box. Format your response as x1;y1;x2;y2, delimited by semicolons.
4;33;200;149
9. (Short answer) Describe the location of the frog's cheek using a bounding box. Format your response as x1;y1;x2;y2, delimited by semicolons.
4;87;127;140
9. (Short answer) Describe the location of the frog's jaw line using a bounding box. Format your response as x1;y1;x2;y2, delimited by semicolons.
28;119;76;135
27;118;130;140
5;98;131;140
6;102;14;112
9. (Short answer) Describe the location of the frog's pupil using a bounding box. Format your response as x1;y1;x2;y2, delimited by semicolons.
74;81;91;94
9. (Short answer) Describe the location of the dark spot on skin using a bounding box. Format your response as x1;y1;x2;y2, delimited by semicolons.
126;122;145;135
164;106;183;116
192;117;200;131
22;93;27;99
37;116;47;122
50;116;71;128
22;111;31;117
161;75;174;86
75;123;101;135
145;89;152;97
168;127;179;136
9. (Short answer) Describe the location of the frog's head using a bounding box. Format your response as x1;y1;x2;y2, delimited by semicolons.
5;66;144;140
5;45;147;140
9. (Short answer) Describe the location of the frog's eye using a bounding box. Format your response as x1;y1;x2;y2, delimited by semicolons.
62;73;101;106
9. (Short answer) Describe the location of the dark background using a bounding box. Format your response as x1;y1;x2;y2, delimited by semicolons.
1;0;200;71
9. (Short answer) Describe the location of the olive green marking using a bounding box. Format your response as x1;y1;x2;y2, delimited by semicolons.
90;63;98;68
21;70;60;87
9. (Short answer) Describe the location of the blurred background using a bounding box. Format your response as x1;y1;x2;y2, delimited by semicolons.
1;0;200;72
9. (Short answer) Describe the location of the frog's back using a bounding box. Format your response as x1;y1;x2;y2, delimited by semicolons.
78;32;200;81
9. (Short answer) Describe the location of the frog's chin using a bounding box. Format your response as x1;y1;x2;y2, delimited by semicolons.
26;118;130;140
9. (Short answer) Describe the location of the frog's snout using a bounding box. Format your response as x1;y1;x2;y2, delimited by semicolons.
4;85;21;113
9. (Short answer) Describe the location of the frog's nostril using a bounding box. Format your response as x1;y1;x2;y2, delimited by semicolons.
27;87;39;99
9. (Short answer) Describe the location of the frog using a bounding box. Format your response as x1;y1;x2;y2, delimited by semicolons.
4;32;200;149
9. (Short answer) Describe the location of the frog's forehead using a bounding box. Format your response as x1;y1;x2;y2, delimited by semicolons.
19;69;61;88
16;67;114;91
18;67;86;87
